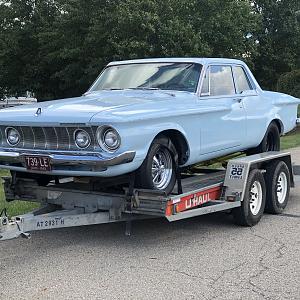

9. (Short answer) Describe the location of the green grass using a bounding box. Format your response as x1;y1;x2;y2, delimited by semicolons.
0;169;39;217
281;127;300;150
0;126;299;217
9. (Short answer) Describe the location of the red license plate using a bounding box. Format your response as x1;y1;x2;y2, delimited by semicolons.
25;156;51;171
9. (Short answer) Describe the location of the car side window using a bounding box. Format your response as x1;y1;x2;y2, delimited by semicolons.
210;65;235;96
232;66;253;94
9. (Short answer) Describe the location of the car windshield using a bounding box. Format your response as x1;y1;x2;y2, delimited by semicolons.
89;62;202;93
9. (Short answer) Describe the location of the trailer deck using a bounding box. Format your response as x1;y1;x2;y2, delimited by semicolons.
0;151;294;241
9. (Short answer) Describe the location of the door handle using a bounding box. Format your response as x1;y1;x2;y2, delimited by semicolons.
234;98;243;103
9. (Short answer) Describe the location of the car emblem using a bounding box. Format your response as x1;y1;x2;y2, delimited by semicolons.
35;107;42;117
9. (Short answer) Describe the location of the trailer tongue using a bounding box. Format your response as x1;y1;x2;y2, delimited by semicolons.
0;152;294;241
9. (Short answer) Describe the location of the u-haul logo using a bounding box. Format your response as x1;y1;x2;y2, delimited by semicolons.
167;185;222;216
185;192;211;209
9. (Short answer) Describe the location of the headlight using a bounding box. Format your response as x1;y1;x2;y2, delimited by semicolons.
6;127;21;146
97;126;121;152
74;129;91;148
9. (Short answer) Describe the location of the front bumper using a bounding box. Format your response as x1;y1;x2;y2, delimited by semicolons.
0;149;136;174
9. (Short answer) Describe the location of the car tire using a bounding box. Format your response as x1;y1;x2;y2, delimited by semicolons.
265;160;290;214
232;169;266;226
136;136;177;194
246;122;280;155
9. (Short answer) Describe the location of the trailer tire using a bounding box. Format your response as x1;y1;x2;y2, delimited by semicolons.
233;169;266;226
136;136;177;194
265;161;290;214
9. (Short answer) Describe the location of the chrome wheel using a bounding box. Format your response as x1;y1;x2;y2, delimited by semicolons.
249;181;263;215
277;172;288;204
151;147;173;190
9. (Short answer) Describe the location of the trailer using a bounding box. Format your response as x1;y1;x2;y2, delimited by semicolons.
0;151;295;241
0;96;37;109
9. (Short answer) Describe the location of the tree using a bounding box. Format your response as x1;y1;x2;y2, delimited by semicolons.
88;0;259;70
0;0;61;99
252;0;300;89
0;0;265;101
277;69;300;98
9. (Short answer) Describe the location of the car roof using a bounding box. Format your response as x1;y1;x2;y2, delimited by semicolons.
107;57;246;66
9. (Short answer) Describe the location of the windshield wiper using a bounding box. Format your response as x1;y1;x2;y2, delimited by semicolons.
83;89;122;95
127;87;160;90
128;87;177;97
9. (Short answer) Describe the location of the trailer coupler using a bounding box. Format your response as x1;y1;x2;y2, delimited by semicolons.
0;217;30;240
0;208;30;240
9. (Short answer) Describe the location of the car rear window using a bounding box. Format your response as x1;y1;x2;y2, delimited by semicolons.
233;66;253;94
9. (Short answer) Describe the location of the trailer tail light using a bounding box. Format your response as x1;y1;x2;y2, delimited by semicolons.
226;195;237;202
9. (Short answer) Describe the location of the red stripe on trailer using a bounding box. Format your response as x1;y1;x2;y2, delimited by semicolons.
165;184;223;216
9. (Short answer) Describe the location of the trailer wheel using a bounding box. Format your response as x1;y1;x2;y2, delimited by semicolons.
233;169;266;226
265;161;290;214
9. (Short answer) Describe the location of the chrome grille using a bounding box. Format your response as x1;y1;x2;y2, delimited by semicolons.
44;127;58;150
0;126;97;151
33;127;46;149
54;127;69;150
21;127;35;149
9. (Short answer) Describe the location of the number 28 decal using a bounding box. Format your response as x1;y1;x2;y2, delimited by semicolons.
229;164;245;179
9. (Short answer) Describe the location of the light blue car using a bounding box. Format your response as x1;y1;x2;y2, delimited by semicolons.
0;58;299;193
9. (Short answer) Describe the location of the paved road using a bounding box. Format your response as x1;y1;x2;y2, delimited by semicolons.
0;161;299;299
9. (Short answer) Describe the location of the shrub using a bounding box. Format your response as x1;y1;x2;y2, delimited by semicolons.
277;69;300;98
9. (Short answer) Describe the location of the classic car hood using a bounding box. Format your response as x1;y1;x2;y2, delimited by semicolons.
0;90;192;125
0;90;227;126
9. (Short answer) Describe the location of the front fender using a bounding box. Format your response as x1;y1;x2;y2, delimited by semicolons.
121;121;189;163
98;119;193;170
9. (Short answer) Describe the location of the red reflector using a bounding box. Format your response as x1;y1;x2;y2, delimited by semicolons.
226;196;236;202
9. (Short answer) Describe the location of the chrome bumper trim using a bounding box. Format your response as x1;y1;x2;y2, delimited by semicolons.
296;118;300;126
0;150;135;168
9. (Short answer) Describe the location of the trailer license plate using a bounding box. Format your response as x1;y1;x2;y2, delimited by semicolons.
36;218;65;228
25;156;51;171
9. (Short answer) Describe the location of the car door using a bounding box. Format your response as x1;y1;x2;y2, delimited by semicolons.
231;65;270;148
197;64;247;156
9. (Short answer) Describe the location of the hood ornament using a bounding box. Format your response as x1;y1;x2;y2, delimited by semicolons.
35;107;42;117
